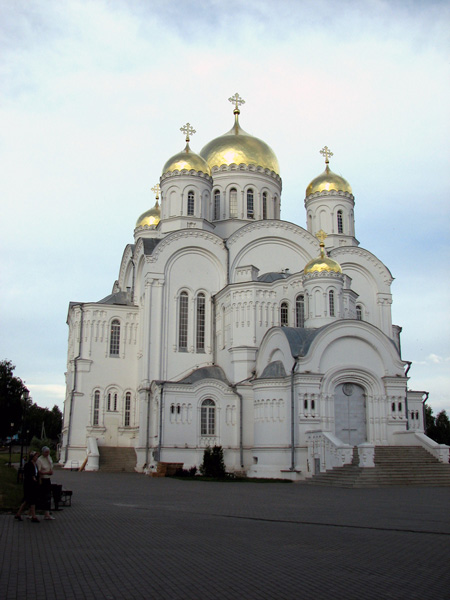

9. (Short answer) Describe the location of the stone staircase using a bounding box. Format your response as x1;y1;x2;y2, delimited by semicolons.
304;446;450;487
98;447;137;472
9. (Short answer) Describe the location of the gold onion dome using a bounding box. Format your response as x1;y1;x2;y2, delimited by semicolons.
136;184;161;228
162;122;211;176
306;146;352;197
200;93;280;175
304;230;342;274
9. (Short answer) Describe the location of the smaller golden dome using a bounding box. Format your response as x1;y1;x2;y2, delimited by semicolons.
306;146;352;197
304;229;342;274
162;122;211;176
135;199;161;228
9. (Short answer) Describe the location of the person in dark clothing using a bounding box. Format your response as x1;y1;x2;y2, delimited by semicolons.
14;451;40;522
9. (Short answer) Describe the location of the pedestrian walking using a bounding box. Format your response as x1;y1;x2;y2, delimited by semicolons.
37;446;55;520
14;451;40;522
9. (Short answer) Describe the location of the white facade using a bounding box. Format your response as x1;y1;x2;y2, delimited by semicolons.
61;100;443;478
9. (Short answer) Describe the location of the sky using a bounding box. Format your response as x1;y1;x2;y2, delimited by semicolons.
1;0;449;414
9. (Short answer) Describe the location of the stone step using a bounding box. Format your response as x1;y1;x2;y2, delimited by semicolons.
98;447;136;472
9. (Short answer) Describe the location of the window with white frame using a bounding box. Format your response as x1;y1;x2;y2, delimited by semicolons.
201;399;216;435
110;319;120;356
356;305;363;320
187;190;194;216
107;391;118;412
214;190;220;220
296;294;305;327
124;392;131;426
262;191;267;220
247;188;254;218
337;210;343;234
196;293;205;352
329;290;335;317
280;302;289;326
178;292;188;351
93;390;100;426
230;188;237;218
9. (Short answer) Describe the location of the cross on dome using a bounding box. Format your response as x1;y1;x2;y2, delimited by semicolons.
320;146;333;165
228;92;245;114
315;229;328;244
180;122;196;142
151;183;160;200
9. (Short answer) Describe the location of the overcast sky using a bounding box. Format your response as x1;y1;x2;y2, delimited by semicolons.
1;0;449;414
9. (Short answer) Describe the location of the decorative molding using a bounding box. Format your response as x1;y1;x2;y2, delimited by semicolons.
330;246;393;284
146;229;224;263
161;170;212;183
305;190;354;201
211;163;281;183
227;220;315;247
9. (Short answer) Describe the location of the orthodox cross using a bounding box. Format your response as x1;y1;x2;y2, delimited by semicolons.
228;92;245;113
151;183;160;200
320;146;333;165
180;122;196;142
315;229;328;244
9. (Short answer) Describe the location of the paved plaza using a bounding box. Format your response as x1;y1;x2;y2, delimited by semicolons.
1;470;449;600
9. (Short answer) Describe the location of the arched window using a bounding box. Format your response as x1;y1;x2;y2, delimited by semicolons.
196;293;205;352
337;210;343;234
262;191;267;220
187;190;194;216
329;290;335;317
178;292;188;351
93;390;100;426
356;305;363;320
296;294;305;327
280;302;289;326
107;391;117;412
201;399;216;435
247;189;254;218
230;188;237;218
124;392;131;427
110;319;120;356
214;190;220;220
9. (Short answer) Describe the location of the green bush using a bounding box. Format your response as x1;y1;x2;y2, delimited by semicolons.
200;445;226;478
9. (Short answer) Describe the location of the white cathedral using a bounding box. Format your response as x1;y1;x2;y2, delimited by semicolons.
61;94;446;479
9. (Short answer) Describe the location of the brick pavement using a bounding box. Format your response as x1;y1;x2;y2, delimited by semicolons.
1;470;449;600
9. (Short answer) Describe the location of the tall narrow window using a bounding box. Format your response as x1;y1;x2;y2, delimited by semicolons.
93;390;100;426
280;302;289;326
230;188;237;218
262;191;267;220
178;292;188;351
201;399;216;435
329;290;335;317
110;319;120;356
113;393;117;411
247;189;254;218
296;294;305;327
107;392;117;411
214;190;220;220
187;190;194;216
356;305;362;320
337;210;343;234
124;392;131;427
196;293;205;352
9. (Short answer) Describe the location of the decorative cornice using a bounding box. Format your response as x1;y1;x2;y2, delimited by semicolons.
305;190;354;201
160;170;213;183
146;229;224;263
211;163;282;183
303;270;344;282
227;220;315;247
330;246;394;285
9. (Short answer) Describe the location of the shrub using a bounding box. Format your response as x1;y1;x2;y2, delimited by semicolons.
200;445;226;478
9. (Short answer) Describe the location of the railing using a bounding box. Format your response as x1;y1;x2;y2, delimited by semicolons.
306;431;353;473
85;436;99;471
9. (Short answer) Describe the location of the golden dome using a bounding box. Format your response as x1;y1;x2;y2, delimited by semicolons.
306;146;352;197
304;230;342;274
135;199;161;228
200;94;280;175
162;122;211;176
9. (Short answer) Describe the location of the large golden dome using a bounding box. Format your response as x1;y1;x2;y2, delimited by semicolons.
304;230;342;274
162;122;211;176
306;146;352;197
200;94;280;175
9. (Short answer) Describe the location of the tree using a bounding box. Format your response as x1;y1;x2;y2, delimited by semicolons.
426;407;450;446
200;445;226;478
0;360;27;439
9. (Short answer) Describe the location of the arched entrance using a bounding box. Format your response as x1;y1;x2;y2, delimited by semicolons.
334;383;367;445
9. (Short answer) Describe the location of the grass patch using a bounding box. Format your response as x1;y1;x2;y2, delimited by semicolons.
0;454;22;512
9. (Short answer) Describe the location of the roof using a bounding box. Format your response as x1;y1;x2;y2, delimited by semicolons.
260;360;287;378
279;326;328;357
143;238;161;255
96;291;134;306
257;272;288;283
178;366;230;385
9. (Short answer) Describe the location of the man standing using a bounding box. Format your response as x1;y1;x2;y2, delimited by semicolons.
37;446;55;520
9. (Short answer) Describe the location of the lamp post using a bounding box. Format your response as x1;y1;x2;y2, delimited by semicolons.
17;389;29;482
9;423;14;466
